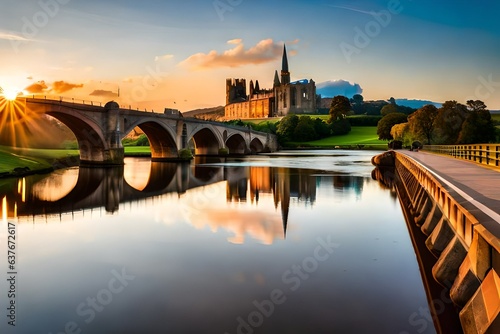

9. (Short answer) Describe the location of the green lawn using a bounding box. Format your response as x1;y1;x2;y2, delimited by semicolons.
0;146;79;174
293;126;387;148
0;149;51;174
124;146;151;155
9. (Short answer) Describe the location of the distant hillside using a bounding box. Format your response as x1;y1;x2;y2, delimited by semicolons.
395;99;442;109
182;106;225;120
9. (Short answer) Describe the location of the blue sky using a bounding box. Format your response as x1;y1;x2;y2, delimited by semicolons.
1;0;499;111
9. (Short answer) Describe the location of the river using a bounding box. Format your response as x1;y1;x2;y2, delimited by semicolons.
0;150;436;334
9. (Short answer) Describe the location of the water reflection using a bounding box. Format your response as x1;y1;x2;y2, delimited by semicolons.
1;158;369;245
0;153;436;334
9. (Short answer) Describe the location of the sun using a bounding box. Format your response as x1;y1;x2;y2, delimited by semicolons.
1;86;20;101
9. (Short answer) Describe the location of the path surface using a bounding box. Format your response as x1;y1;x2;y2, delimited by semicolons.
401;150;500;238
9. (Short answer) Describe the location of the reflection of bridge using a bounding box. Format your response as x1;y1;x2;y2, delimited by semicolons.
3;161;225;216
23;97;278;165
1;161;366;221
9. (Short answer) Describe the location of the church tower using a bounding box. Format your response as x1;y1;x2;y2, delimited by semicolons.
281;45;290;85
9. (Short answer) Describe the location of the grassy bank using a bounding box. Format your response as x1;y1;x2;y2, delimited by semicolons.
124;146;151;156
0;146;79;177
287;126;387;149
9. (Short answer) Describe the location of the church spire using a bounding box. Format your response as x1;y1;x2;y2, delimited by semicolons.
281;44;290;85
282;44;289;72
273;70;281;87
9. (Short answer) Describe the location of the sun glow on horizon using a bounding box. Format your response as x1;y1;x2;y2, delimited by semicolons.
0;96;32;147
0;86;21;101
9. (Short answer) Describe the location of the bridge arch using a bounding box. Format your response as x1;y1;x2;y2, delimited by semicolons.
126;121;178;161
46;111;108;164
226;134;248;154
250;138;265;153
190;127;222;155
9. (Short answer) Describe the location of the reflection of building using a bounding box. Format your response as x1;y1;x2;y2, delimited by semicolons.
224;45;317;119
249;167;273;204
333;175;364;197
225;167;318;237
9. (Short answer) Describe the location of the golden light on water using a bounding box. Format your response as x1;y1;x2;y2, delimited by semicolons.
2;196;7;223
19;178;26;203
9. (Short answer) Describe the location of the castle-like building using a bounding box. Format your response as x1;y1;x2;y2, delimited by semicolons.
224;45;317;119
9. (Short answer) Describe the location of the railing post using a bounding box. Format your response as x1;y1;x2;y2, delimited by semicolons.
497;145;500;167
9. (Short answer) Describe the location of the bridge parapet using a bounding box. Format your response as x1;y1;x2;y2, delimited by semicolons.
386;151;500;334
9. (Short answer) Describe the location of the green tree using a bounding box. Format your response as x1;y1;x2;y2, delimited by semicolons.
408;104;438;144
457;100;496;144
351;94;365;114
390;122;410;145
433;101;467;144
328;95;351;123
276;114;299;143
293;116;317;142
377;113;408;140
330;118;351;135
313;118;331;138
381;104;398;116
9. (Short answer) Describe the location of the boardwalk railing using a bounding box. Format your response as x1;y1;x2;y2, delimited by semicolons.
424;144;500;168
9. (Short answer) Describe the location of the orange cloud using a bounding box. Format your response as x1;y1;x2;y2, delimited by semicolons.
24;81;49;93
89;90;117;98
52;81;84;93
24;80;84;94
179;39;283;70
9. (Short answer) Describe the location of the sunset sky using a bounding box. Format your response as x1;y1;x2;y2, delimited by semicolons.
1;0;500;112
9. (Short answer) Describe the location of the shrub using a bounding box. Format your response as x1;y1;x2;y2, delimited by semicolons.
178;148;193;160
136;134;150;146
388;140;403;150
218;147;229;156
411;141;423;150
330;119;351;135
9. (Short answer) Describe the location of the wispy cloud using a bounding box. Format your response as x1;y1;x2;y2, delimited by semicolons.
155;54;174;61
179;39;284;70
227;38;242;45
0;31;31;42
327;5;374;16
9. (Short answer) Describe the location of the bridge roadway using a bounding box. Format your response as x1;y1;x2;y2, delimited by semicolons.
402;150;500;239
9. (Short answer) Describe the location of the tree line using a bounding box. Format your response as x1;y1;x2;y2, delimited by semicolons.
224;95;498;146
378;100;497;146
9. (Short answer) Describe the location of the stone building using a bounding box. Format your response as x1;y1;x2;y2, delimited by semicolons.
224;45;317;120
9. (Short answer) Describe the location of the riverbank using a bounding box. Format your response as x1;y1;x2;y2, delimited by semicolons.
0;147;80;179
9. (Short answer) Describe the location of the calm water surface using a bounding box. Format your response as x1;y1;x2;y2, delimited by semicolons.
0;151;436;334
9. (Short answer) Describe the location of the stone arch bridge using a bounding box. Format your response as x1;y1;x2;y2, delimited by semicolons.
24;97;278;165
